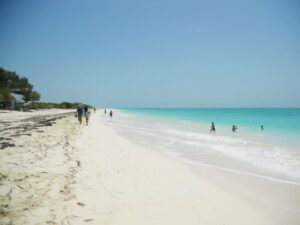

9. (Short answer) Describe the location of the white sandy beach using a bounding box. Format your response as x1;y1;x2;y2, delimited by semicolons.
0;110;299;225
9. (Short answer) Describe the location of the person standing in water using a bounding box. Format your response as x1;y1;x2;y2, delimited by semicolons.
84;106;91;126
261;125;264;130
109;110;113;118
210;122;215;132
232;125;238;132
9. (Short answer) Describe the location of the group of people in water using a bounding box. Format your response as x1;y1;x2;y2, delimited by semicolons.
210;122;264;133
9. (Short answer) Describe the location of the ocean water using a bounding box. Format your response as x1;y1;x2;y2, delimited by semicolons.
101;108;300;183
123;108;300;144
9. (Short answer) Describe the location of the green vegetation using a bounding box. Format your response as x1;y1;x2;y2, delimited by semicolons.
0;67;94;110
29;102;93;110
0;86;15;103
0;67;39;109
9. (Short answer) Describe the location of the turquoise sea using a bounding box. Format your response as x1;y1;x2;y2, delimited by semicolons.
122;108;300;146
101;108;300;183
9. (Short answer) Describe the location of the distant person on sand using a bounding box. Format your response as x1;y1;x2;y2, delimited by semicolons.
210;122;215;132
94;108;96;113
84;106;91;126
109;110;113;118
232;125;238;132
104;109;106;114
261;125;264;130
76;106;84;125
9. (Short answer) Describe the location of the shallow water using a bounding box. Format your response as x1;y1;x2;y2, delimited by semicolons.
99;108;300;184
123;108;300;145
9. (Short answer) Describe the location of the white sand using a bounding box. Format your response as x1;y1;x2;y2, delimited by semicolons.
0;110;79;224
0;110;288;224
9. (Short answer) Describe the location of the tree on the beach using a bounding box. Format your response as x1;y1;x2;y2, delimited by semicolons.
15;77;33;94
0;68;33;94
30;91;41;106
22;90;31;102
1;67;93;110
0;86;15;109
0;67;40;107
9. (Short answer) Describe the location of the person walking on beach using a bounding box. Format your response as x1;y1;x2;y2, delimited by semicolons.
104;109;106;114
210;122;215;132
94;108;96;113
109;110;113;118
232;125;238;132
84;106;91;126
76;106;84;125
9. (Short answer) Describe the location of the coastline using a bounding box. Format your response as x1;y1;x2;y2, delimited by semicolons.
0;110;299;224
73;111;270;225
100;109;300;224
113;109;300;182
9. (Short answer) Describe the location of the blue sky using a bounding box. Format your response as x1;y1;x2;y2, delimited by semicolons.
0;0;299;107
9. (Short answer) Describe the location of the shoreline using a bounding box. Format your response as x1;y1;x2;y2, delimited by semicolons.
101;109;300;224
111;109;300;183
73;112;271;225
1;109;299;224
180;157;300;186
